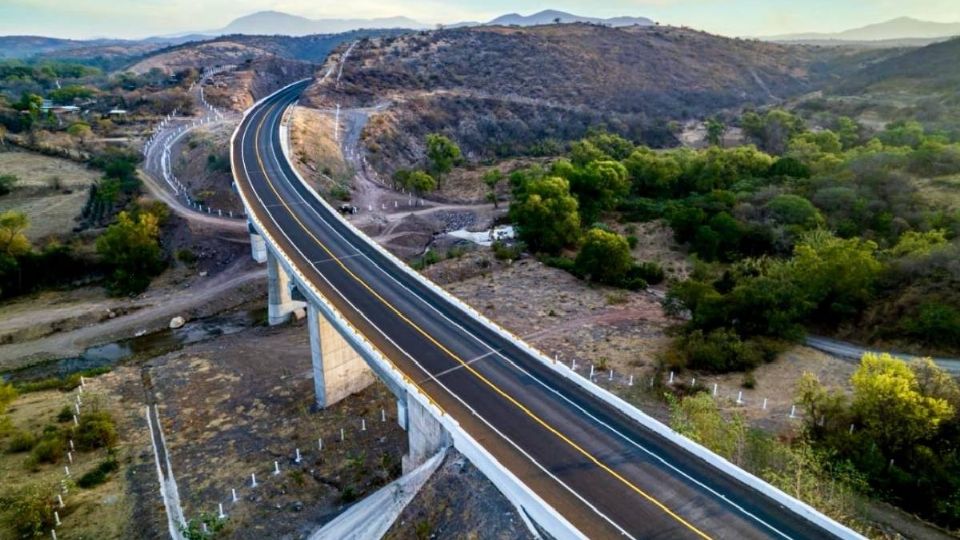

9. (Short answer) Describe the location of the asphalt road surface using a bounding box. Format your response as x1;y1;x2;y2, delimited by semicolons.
233;80;842;540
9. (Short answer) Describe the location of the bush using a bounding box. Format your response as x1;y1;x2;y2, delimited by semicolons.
410;250;441;270
630;261;665;285
0;381;16;413
3;484;54;538
76;411;118;450
57;405;73;423
329;185;351;201
491;241;523;261
626;235;639;249
30;435;65;464
77;457;119;488
0;174;17;196
175;248;198;265
669;329;766;373
7;430;36;453
575;228;633;285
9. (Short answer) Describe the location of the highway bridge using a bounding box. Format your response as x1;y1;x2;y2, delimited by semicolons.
232;79;861;540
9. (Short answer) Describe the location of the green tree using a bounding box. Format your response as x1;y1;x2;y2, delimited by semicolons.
0;211;31;257
406;170;437;196
575;228;633;285
623;148;682;196
96;210;166;295
878;120;926;149
765;194;822;228
852;353;954;454
425;133;461;183
67;121;93;144
706;117;727;147
48;84;95;104
836;116;862;149
786;232;882;320
482;169;503;208
741;109;805;155
581;132;634;161
509;176;581;254
560;159;629;223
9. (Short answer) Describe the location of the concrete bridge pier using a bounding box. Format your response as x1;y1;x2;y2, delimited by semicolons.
306;302;375;407
267;251;305;325
400;392;451;473
249;225;267;263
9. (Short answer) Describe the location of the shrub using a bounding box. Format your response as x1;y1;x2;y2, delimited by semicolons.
3;484;54;538
329;185;351;201
0;381;16;413
0;174;17;196
669;328;766;373
76;411;118;450
57;405;74;423
575;228;633;285
491;241;522;261
30;435;65;464
176;248;198;265
77;457;119;488
626;235;639;249
7;430;36;453
630;261;665;285
410;250;441;270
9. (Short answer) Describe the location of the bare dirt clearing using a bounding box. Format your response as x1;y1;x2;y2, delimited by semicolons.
146;322;406;539
0;148;100;241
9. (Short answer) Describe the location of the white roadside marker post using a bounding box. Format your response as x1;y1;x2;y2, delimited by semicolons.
295;448;301;464
789;405;796;418
273;461;280;476
54;511;61;526
250;473;257;488
218;503;226;520
232;489;238;503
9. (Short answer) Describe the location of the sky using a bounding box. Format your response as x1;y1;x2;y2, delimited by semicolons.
2;0;959;40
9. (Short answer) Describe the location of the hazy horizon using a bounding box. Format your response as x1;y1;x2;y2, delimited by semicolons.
1;0;959;40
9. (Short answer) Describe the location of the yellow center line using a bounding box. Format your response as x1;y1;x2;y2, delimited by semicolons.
248;95;713;540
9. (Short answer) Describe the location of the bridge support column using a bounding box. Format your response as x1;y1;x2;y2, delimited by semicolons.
307;302;375;408
249;230;267;263
400;393;451;474
267;251;304;325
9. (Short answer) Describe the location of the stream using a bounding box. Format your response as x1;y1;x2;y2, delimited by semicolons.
2;309;261;383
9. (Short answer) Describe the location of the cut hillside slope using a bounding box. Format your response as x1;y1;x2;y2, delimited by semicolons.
304;24;865;172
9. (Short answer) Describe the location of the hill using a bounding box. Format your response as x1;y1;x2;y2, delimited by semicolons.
488;10;653;27
832;36;960;93
306;24;861;173
125;30;408;74
206;10;428;36
766;16;960;42
0;36;156;59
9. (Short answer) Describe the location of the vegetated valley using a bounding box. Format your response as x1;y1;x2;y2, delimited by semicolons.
0;15;957;540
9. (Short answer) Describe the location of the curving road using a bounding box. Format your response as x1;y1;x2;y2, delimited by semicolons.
234;80;845;540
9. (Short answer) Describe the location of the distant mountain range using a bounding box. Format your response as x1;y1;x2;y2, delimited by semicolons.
187;9;654;38
764;17;960;42
487;9;653;28
206;11;429;36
